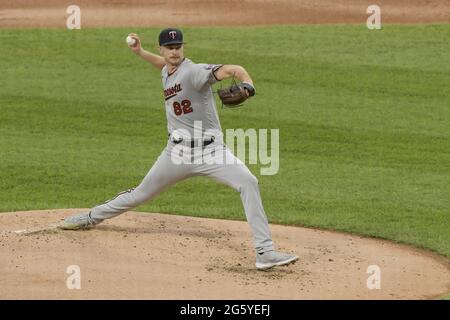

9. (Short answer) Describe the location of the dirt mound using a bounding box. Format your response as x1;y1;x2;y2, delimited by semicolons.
0;0;449;28
0;209;448;299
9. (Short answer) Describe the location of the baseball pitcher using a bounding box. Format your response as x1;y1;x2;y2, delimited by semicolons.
58;28;298;270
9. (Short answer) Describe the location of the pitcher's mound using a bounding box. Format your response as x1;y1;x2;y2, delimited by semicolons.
0;209;449;299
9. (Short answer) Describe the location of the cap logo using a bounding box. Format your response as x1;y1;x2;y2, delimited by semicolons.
169;31;177;39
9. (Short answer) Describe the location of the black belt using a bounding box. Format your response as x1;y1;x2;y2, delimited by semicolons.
170;136;215;148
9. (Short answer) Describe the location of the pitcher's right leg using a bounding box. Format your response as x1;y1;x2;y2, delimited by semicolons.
59;148;192;230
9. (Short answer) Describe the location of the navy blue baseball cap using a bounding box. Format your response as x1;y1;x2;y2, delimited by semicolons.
159;28;184;46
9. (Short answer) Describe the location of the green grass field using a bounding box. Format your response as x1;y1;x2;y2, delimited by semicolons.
0;25;449;258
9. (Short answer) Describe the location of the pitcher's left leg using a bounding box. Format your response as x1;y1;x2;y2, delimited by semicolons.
198;149;274;253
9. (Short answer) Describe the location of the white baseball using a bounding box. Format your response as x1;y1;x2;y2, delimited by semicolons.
126;35;137;46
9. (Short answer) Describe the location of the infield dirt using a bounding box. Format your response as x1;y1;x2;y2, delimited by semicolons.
0;0;449;28
1;209;449;299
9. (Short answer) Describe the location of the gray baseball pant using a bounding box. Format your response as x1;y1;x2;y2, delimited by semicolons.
90;140;274;253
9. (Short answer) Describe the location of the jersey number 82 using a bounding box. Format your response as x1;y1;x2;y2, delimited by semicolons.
173;100;193;116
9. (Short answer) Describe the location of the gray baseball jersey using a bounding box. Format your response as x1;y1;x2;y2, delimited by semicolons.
90;58;274;253
162;58;222;141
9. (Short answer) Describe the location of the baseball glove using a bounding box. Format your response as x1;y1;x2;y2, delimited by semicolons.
217;83;255;107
